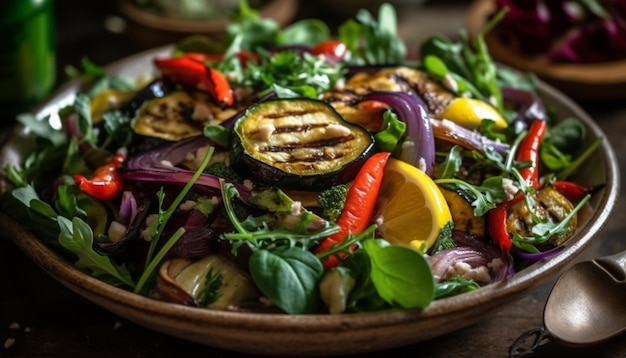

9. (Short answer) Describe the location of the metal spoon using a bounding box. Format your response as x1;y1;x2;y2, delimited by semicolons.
510;250;626;357
544;250;626;344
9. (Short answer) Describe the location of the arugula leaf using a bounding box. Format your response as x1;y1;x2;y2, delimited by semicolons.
133;147;216;294
512;194;591;251
363;239;434;309
436;145;463;179
102;110;134;148
57;216;135;288
73;94;96;144
240;50;342;98
12;186;57;218
420;8;508;110
249;246;323;314
15;113;66;147
435;146;508;216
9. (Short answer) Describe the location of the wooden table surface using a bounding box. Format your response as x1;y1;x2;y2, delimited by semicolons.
2;1;626;357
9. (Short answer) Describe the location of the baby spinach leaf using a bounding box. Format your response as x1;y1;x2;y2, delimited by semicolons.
435;276;479;299
341;251;390;312
363;239;434;309
249;246;323;314
281;19;330;46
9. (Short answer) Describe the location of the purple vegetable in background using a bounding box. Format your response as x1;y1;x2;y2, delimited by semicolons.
493;0;626;63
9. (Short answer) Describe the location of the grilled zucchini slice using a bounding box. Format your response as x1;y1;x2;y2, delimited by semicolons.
131;90;239;141
231;98;375;190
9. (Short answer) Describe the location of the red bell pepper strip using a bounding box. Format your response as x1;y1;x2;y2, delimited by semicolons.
183;51;260;67
313;152;391;269
310;39;348;65
517;119;547;189
73;153;125;201
553;180;599;203
154;54;234;107
487;119;547;254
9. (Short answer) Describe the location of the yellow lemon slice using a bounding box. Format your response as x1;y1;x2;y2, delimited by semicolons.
376;158;452;252
436;97;507;130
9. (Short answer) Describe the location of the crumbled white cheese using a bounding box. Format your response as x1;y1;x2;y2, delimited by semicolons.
141;214;159;241
178;200;197;211
446;262;491;284
488;258;504;272
417;157;427;173
108;221;127;243
502;178;519;201
319;270;356;314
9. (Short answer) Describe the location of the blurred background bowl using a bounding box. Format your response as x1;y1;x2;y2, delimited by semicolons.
319;0;429;20
116;0;298;49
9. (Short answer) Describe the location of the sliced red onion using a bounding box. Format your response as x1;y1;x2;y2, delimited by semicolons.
501;86;547;128
430;118;510;156
428;246;513;284
514;245;565;262
164;226;220;260
428;230;514;284
122;169;250;201
121;135;249;195
123;136;216;172
360;91;435;175
118;191;138;225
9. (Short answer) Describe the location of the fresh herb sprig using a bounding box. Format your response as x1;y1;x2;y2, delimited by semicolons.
133;146;216;294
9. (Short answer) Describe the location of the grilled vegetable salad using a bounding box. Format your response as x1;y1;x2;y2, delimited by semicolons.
1;2;603;314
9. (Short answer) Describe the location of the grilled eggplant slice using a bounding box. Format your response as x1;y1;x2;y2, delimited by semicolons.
323;66;455;125
440;187;485;238
506;185;577;246
231;98;375;190
131;90;240;141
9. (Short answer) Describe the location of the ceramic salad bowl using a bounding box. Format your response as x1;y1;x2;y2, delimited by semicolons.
0;42;619;356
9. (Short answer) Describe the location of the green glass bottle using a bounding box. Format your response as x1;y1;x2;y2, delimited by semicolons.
0;0;56;121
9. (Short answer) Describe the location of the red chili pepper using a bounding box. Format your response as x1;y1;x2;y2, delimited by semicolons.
310;39;348;64
73;154;125;201
517;119;547;188
487;119;547;254
154;54;234;106
313;152;391;269
553;180;598;203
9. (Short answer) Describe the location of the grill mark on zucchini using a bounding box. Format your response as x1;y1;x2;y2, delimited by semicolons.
322;67;455;118
231;98;375;190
